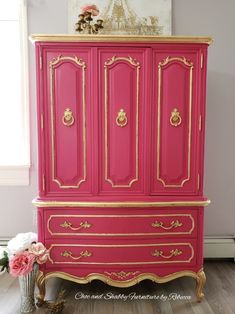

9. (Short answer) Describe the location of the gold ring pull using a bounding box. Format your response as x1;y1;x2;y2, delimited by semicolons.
116;109;128;127
61;250;92;260
170;108;182;127
151;220;183;230
60;221;92;231
62;108;74;127
152;249;183;259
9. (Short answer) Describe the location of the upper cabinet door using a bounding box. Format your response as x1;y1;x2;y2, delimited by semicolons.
151;49;201;195
98;48;149;194
42;49;92;196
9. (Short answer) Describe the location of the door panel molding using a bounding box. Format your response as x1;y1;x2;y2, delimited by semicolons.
104;56;140;188
156;56;194;188
49;55;87;188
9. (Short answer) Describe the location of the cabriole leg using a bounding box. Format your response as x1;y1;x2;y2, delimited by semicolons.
196;269;206;302
36;271;46;307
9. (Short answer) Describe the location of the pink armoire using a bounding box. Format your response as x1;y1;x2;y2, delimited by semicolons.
31;35;212;302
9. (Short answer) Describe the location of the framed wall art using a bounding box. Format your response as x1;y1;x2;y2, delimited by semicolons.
68;0;172;35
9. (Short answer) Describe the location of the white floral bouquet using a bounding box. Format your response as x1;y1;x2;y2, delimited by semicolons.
0;232;49;277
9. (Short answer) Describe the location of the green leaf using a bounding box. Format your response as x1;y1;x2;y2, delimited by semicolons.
0;251;9;270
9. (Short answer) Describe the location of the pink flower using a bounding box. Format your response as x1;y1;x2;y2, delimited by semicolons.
9;251;35;277
28;242;49;265
81;4;99;16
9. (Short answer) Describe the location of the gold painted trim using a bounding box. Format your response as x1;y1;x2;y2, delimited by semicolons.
36;268;206;301
39;54;42;70
42;175;45;192
48;242;194;265
104;271;140;280
50;55;87;188
200;53;204;69
33;199;210;207
41;114;44;130
199;115;202;131
197;174;200;190
30;34;213;45
104;56;140;187
157;56;193;187
47;213;195;236
159;56;193;67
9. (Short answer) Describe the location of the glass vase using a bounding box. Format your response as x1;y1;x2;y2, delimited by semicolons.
18;263;39;313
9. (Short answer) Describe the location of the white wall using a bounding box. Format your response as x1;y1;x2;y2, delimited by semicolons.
0;0;68;238
173;0;235;236
1;0;234;237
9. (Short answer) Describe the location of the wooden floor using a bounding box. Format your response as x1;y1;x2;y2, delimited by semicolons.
0;261;235;314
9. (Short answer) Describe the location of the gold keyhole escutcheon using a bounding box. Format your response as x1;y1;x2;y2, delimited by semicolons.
116;109;128;127
62;108;75;127
170;108;182;127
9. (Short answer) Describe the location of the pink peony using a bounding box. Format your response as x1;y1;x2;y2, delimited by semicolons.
9;251;35;277
28;242;49;264
81;4;99;16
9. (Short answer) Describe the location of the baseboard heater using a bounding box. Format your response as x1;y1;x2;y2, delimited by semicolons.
1;237;235;259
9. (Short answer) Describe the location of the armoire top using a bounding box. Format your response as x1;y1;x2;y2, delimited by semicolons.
30;34;213;45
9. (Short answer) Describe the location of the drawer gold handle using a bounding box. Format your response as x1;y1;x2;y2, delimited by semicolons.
60;221;92;231
61;250;92;260
152;249;182;259
62;108;75;126
170;108;182;127
151;220;183;230
116;109;128;127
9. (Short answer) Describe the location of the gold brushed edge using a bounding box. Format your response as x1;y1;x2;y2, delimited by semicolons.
50;260;192;265
32;199;211;207
29;34;213;45
47;232;193;236
47;213;195;217
39;269;202;288
48;213;196;217
49;242;193;248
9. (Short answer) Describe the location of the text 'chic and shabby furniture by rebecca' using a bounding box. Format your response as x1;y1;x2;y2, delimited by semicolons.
30;34;212;303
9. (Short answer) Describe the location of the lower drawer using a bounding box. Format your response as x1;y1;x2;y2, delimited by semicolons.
46;238;197;267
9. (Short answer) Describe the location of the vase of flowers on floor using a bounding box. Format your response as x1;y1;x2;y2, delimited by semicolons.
0;232;49;313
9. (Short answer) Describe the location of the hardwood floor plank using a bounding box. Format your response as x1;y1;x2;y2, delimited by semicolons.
0;278;21;314
163;279;194;314
203;262;235;314
1;261;235;314
180;276;214;314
